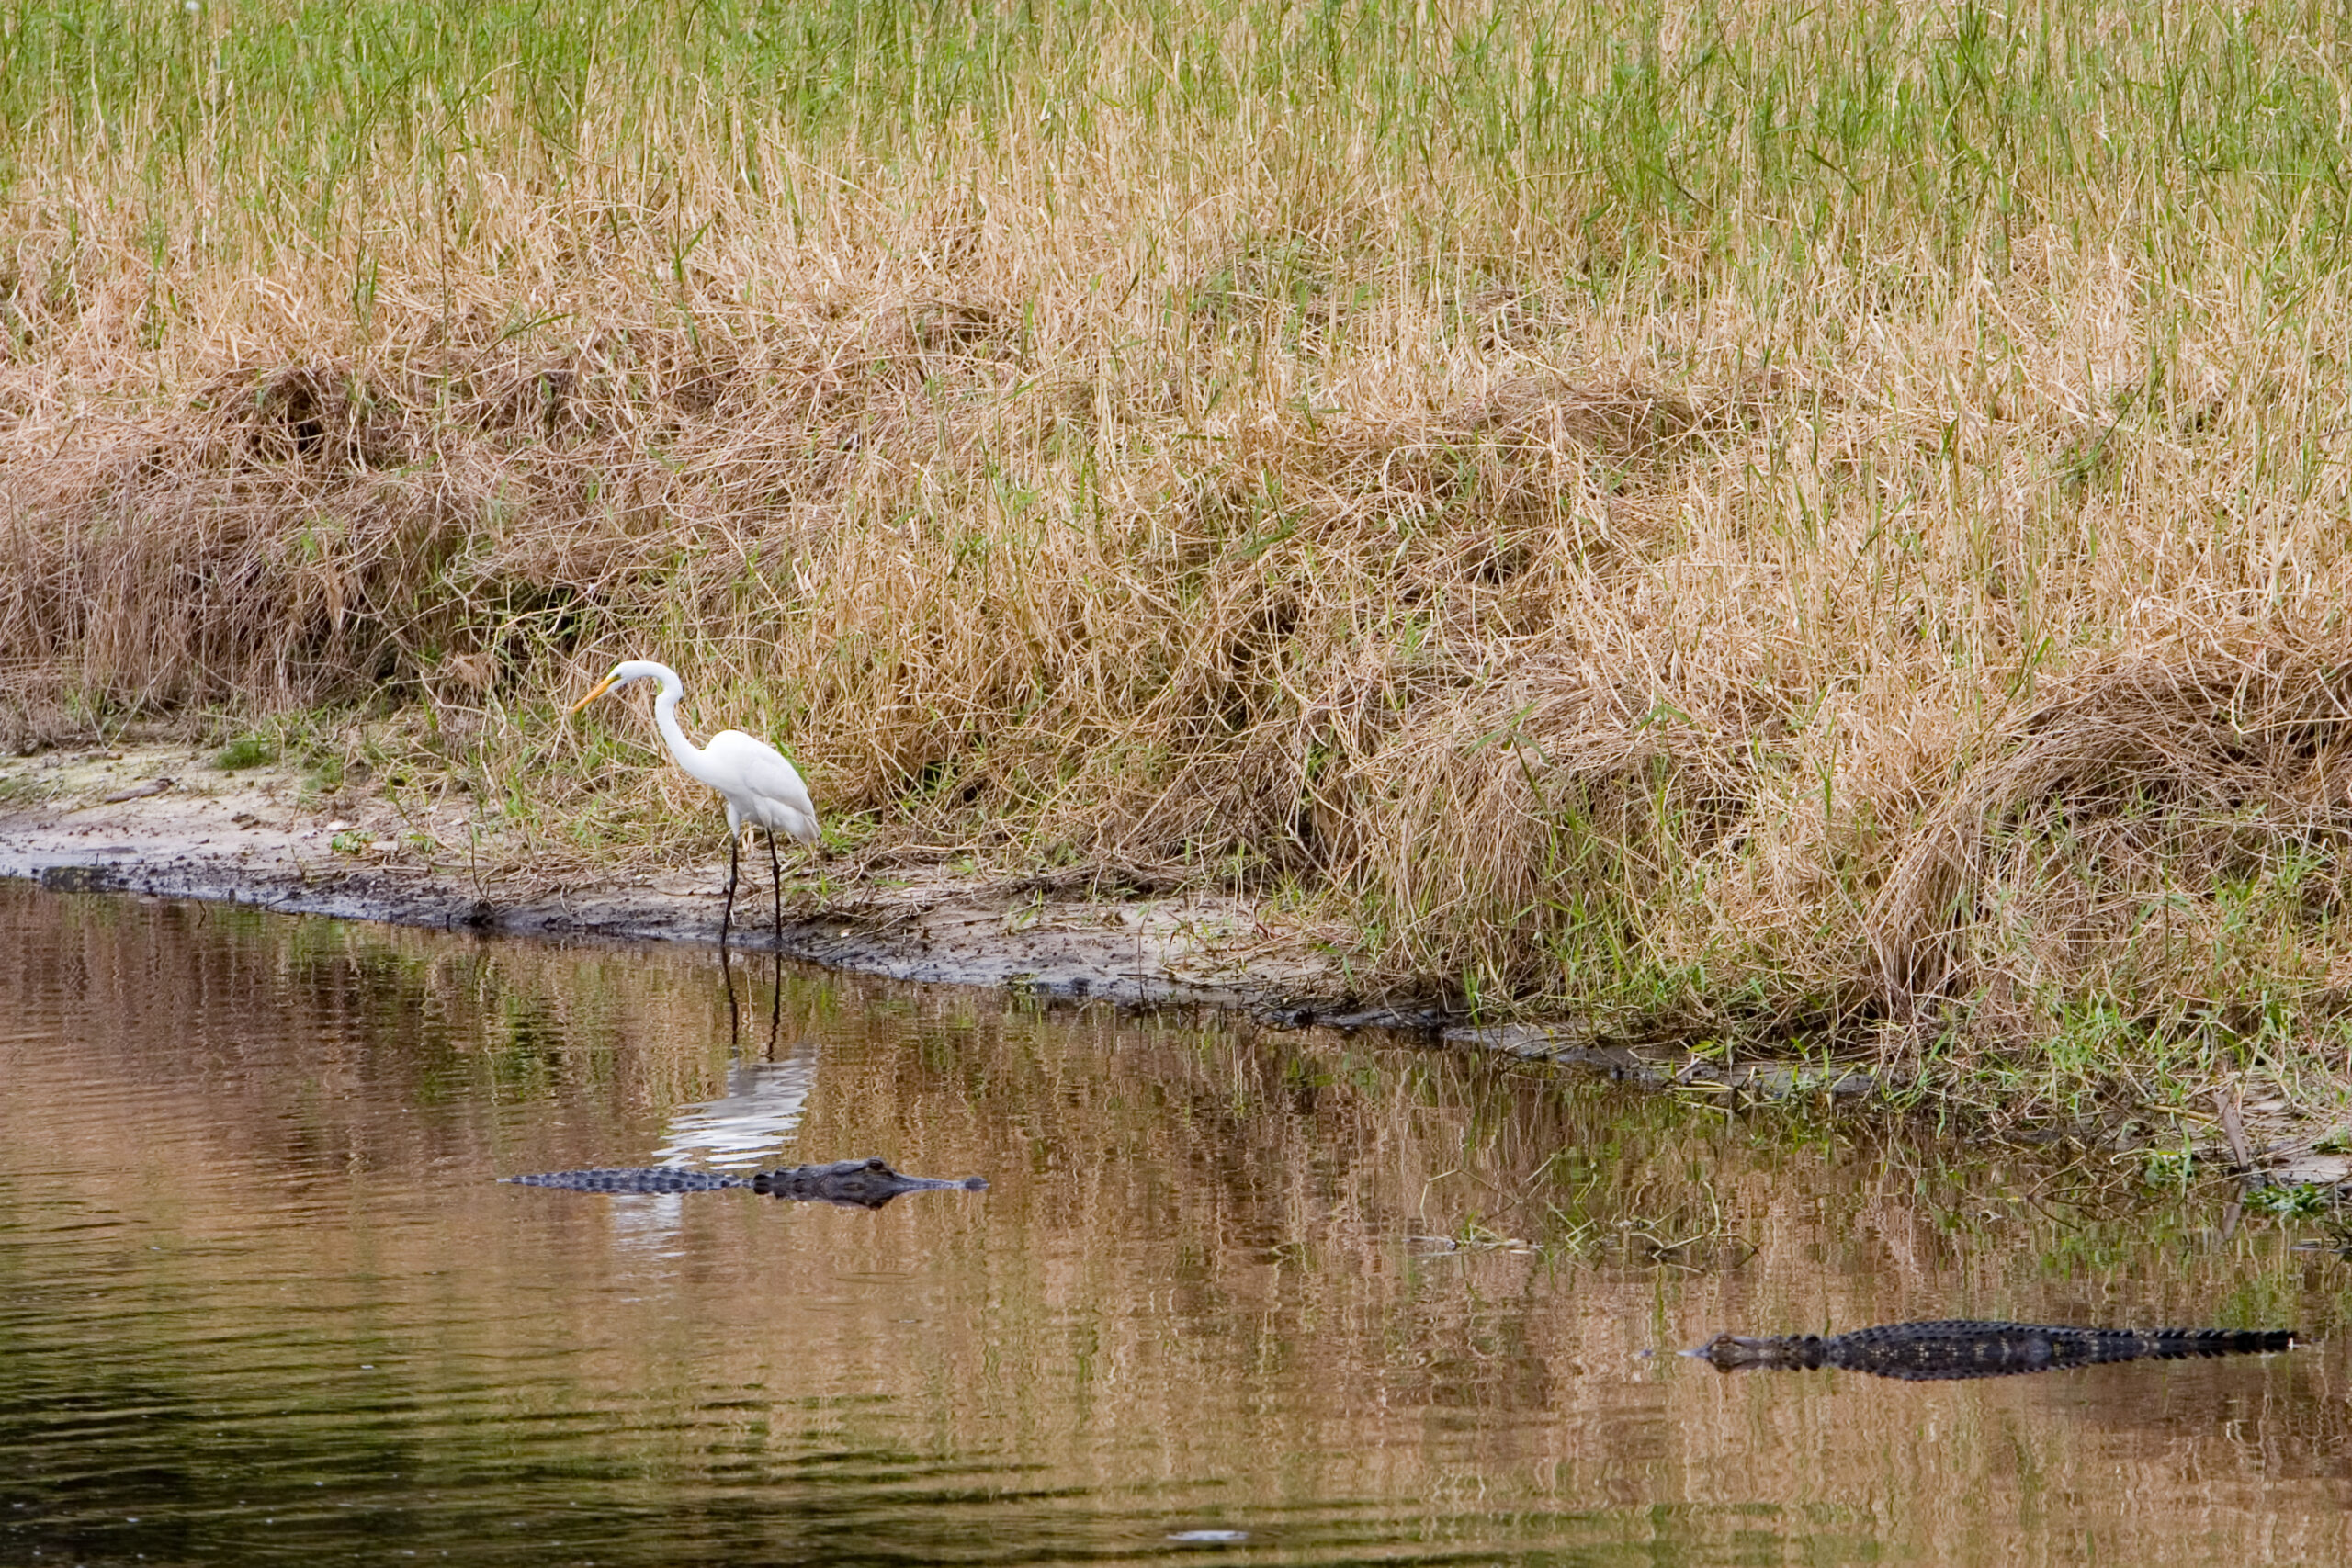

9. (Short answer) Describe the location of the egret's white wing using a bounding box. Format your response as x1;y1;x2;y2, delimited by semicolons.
706;729;820;842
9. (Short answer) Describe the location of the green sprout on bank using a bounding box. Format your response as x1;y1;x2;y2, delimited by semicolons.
213;734;276;771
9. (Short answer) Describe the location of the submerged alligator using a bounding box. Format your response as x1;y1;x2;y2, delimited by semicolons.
505;1156;989;1210
1686;1319;2294;1381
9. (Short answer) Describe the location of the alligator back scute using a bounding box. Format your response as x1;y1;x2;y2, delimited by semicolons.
1690;1319;2295;1381
504;1156;989;1207
504;1168;749;1193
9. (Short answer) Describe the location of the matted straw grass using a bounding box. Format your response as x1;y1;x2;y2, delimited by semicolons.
7;0;2352;1100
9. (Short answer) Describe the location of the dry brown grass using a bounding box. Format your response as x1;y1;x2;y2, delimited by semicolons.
8;0;2352;1093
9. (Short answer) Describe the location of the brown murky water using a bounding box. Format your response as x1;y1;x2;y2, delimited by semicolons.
2;880;2347;1565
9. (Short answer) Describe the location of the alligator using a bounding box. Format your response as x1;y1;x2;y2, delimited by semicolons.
1685;1319;2294;1381
504;1156;989;1210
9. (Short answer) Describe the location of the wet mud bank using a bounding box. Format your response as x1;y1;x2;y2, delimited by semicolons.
0;746;1876;1094
0;742;1403;1023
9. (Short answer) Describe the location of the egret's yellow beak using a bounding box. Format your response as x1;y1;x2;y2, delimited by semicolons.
570;674;620;714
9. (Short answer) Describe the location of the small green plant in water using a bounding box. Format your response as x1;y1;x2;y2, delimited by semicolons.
2244;1182;2330;1218
2142;1147;2197;1187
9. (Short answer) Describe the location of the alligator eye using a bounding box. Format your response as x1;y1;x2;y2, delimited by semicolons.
864;1156;888;1170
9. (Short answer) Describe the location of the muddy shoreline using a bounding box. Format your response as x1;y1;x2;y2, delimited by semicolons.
0;741;1903;1101
10;742;2349;1182
0;743;1391;1017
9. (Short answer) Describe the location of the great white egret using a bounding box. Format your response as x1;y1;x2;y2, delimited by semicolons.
570;660;819;947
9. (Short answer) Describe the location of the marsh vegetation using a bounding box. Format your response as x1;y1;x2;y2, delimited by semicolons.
6;0;2352;1111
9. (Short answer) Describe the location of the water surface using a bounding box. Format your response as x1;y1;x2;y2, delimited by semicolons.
1;882;2346;1564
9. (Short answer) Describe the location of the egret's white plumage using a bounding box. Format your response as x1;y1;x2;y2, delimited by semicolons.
571;659;817;944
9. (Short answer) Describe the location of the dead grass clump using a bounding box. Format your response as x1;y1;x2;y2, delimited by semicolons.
1308;650;1762;1002
1440;376;1713;467
1874;647;2352;1039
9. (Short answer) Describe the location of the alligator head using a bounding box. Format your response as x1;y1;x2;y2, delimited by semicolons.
749;1156;990;1209
1684;1332;1830;1371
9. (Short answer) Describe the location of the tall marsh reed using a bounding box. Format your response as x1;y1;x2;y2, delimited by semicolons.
7;0;2352;1093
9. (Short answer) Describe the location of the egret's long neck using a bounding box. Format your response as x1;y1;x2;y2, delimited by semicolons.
648;675;717;784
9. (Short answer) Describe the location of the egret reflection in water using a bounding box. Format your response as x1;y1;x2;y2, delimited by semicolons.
652;1052;820;1169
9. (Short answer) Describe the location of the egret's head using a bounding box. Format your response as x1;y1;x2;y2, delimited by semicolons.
571;660;658;714
571;670;623;714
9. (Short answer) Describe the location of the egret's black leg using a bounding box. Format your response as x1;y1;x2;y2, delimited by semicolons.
721;833;741;949
767;830;784;947
766;947;783;1055
720;940;741;1045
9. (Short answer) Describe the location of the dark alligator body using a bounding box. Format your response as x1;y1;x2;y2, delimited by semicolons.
505;1156;988;1210
1687;1319;2294;1381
